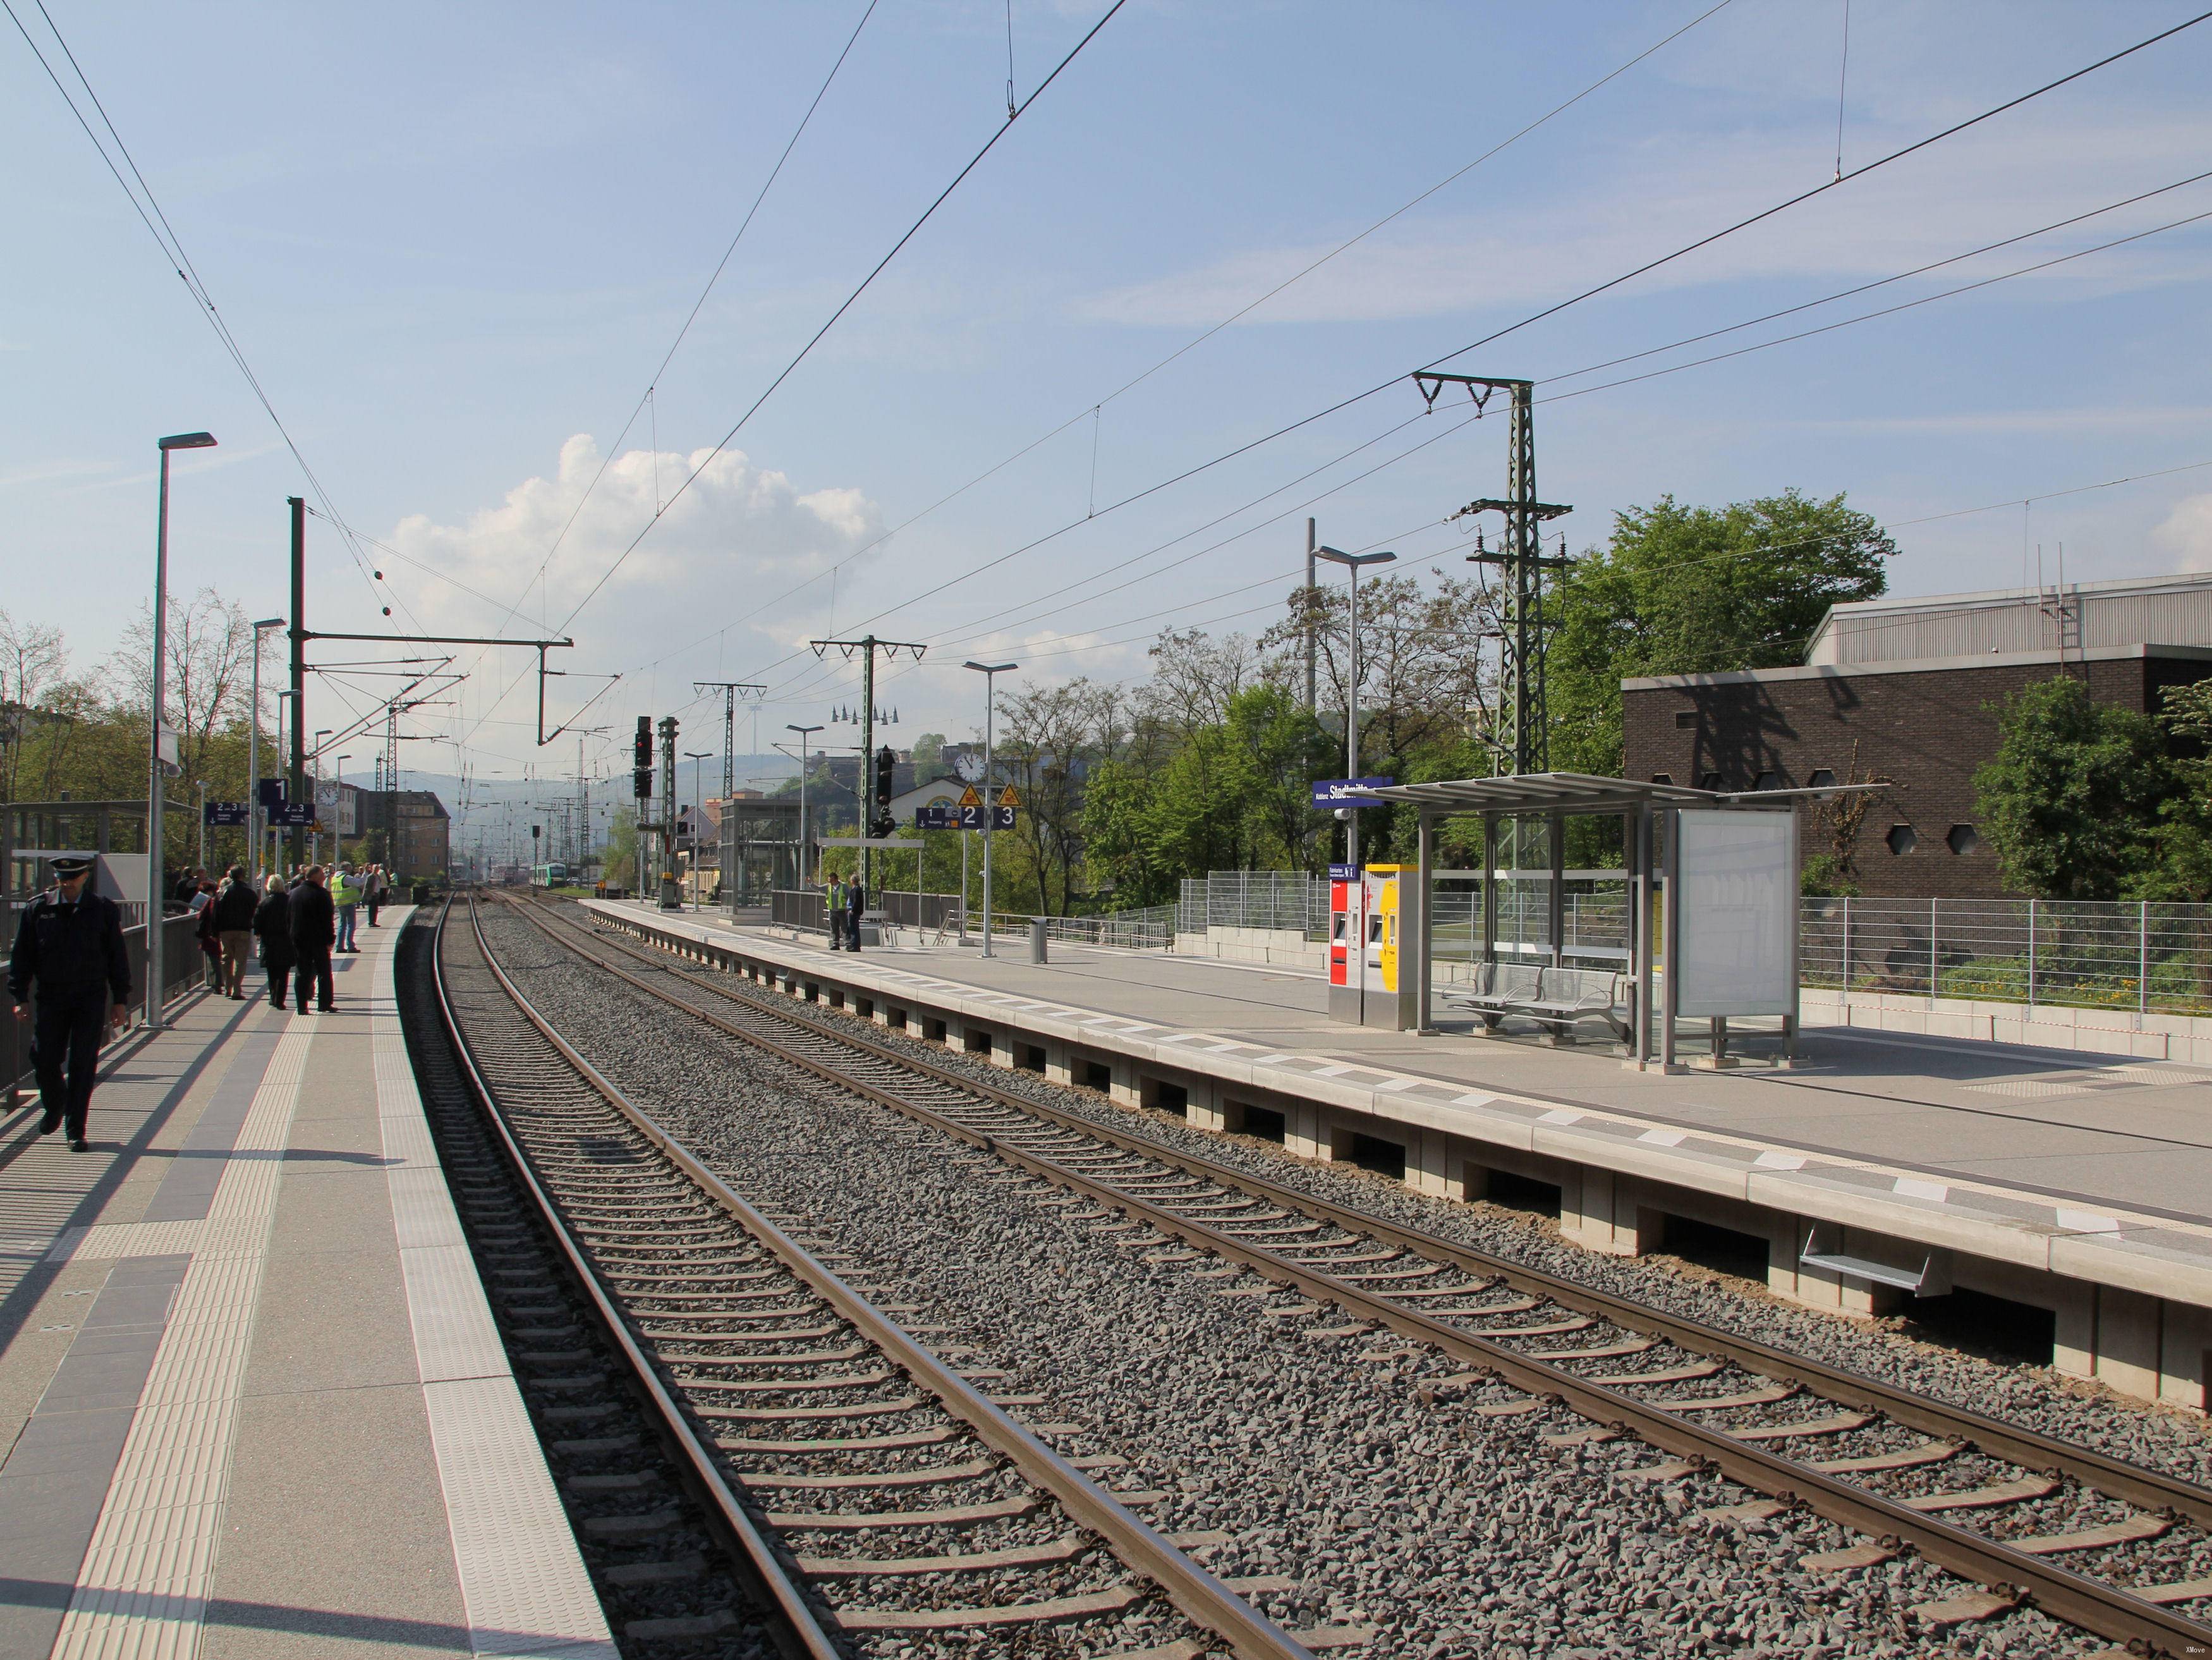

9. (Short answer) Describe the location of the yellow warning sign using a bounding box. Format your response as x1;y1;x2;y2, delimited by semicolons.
958;785;982;808
997;786;1020;807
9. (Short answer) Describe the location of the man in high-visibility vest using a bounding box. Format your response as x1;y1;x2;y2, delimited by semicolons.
331;864;362;954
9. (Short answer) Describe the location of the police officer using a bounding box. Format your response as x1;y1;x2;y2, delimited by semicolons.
8;855;130;1150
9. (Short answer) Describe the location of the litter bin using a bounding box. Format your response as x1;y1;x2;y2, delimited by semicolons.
1030;918;1047;963
411;881;430;905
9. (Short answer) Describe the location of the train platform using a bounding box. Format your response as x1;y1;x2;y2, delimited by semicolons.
0;909;613;1659
588;898;2212;1410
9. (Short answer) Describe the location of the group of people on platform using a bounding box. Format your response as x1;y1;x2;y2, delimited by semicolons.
823;873;866;951
174;860;388;1008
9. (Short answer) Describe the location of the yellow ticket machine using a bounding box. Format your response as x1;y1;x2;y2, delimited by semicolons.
1359;864;1419;1031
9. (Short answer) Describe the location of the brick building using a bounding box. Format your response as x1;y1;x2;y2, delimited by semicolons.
1621;573;2212;899
355;789;451;881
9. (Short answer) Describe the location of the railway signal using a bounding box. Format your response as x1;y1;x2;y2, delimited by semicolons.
873;744;897;839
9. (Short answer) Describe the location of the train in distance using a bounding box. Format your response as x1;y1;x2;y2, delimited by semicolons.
530;862;569;889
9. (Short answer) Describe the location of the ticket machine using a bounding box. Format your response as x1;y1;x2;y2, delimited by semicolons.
1329;863;1419;1030
1327;863;1361;1023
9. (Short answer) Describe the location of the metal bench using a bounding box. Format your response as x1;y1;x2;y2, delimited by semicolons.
1447;961;1629;1044
1447;960;1542;1030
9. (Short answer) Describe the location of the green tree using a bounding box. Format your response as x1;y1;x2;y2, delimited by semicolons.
1547;490;1895;774
1974;676;2174;900
909;731;947;778
603;806;639;889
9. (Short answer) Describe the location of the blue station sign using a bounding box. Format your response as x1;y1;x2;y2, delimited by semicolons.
203;802;250;826
1310;777;1395;809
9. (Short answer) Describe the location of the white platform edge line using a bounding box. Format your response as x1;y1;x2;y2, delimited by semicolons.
372;911;617;1658
49;1010;317;1659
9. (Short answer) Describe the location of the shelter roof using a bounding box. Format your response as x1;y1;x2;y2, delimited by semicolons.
1363;772;1746;815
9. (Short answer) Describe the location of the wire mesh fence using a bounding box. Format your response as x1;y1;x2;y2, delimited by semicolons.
1179;872;1332;940
1430;882;1631;966
1801;897;2212;1017
1043;905;1178;951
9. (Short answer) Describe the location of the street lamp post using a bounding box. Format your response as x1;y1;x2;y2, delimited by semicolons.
195;781;208;872
1313;546;1396;866
312;730;332;867
272;689;296;879
786;724;822;889
963;661;1017;958
334;756;351;864
684;750;713;910
250;617;285;881
147;430;217;1031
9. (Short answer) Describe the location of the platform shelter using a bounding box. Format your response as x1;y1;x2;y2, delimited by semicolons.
1364;772;1800;1068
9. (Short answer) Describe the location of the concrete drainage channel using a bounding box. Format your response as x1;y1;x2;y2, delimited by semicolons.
495;892;2212;1657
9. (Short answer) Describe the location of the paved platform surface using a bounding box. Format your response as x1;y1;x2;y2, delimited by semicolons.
0;908;612;1659
598;901;2212;1303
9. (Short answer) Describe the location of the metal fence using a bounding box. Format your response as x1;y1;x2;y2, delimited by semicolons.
1428;882;1631;966
1041;905;1177;951
1179;872;1332;941
1801;896;2212;1017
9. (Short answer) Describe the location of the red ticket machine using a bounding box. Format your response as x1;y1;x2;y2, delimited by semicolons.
1328;862;1361;1023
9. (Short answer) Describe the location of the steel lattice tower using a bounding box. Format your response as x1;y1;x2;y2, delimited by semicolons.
1415;374;1571;776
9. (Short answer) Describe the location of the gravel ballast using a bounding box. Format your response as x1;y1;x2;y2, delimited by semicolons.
473;902;2203;1656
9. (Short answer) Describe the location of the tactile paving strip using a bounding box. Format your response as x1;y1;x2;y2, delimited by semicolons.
46;1221;207;1263
48;1014;315;1659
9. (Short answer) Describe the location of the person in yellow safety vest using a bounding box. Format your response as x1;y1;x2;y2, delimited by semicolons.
331;864;362;954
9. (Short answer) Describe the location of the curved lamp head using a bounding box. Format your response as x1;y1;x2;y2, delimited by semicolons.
158;432;217;452
1313;544;1396;571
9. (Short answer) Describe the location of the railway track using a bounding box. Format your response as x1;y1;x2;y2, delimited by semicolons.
518;891;2212;1657
436;894;1316;1660
395;915;779;1654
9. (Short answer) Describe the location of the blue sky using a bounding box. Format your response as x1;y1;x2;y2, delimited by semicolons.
7;0;2212;795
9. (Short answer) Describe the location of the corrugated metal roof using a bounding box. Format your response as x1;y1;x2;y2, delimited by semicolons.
1364;772;1742;814
1806;570;2212;666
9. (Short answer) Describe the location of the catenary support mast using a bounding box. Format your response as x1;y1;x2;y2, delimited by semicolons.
1413;374;1572;774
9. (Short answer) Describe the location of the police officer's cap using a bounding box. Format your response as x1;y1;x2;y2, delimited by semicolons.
49;855;94;877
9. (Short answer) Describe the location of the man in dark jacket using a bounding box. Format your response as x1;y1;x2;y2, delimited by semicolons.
845;875;865;953
287;865;337;1014
8;855;131;1149
211;866;258;999
252;877;294;1010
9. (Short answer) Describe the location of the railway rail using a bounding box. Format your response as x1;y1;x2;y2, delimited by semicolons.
436;893;1314;1659
518;891;2212;1657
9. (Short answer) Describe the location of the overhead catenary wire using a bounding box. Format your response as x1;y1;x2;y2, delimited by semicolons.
616;0;1740;687
680;8;2212;708
795;178;2212;692
6;0;411;627
453;0;1127;752
1538;201;2212;408
543;0;1127;642
1540;165;2212;389
441;0;881;732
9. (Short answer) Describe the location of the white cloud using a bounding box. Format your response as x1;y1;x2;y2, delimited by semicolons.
2154;493;2212;571
386;434;884;669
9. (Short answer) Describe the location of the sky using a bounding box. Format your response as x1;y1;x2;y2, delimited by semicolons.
7;0;2212;829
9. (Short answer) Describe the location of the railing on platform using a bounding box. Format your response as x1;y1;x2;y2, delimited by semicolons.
1180;872;1331;941
1801;896;2212;1018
